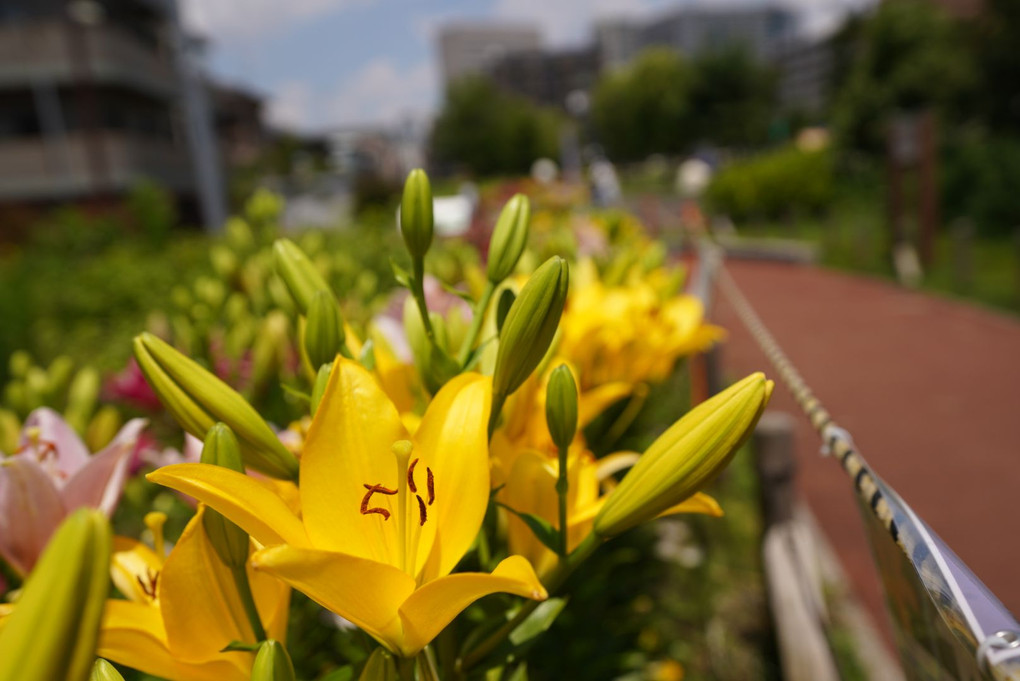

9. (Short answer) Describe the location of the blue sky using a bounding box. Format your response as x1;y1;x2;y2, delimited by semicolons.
181;0;871;133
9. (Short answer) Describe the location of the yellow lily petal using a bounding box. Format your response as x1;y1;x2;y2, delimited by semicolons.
160;507;255;661
249;560;292;643
111;537;163;603
578;382;632;428
252;544;414;652
147;464;309;549
397;555;547;657
98;600;249;681
302;358;408;565
413;372;491;580
503;451;558;576
655;492;723;519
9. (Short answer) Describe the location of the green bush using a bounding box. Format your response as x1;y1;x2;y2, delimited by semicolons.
943;134;1020;237
706;146;834;221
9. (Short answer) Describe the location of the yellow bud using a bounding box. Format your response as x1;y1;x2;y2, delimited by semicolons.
251;640;296;681
200;424;250;569
272;239;332;315
487;193;530;283
0;509;111;681
133;333;298;480
545;364;578;451
594;373;774;538
493;257;569;402
90;659;125;681
304;290;345;370
399;169;433;260
0;408;20;454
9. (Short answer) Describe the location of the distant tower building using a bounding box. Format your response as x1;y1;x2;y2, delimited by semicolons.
438;23;542;88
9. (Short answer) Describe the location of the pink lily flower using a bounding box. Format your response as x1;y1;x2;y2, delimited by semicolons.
0;407;146;576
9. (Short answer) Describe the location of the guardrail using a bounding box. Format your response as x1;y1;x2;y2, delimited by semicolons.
691;241;1020;681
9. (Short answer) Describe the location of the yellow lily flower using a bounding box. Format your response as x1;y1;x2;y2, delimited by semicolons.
558;259;724;392
501;448;721;578
98;509;290;681
149;358;547;658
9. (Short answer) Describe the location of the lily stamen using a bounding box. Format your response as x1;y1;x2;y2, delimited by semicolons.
407;458;420;493
360;484;398;520
416;495;427;526
135;568;159;600
426;467;435;505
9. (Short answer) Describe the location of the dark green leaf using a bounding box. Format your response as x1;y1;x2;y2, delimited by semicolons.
495;502;561;554
508;598;568;646
221;640;261;652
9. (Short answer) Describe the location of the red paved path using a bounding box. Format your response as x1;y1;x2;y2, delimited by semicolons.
710;259;1020;639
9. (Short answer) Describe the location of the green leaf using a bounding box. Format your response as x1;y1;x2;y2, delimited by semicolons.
359;339;377;372
280;383;310;403
390;258;412;288
508;598;568;646
318;667;355;681
438;279;476;303
462;337;495;371
505;662;529;681
495;502;560;554
221;640;261;652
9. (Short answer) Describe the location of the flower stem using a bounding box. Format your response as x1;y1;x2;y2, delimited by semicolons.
396;656;416;681
231;565;267;643
455;532;601;674
457;281;495;367
556;443;568;556
411;257;435;343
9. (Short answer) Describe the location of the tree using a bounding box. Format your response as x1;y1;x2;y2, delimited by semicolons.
688;47;777;148
430;77;561;177
591;49;695;161
832;0;976;152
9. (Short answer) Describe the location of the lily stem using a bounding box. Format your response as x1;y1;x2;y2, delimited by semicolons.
556;443;568;557
457;281;495;367
411;257;436;343
396;655;416;681
231;565;267;643
455;532;602;674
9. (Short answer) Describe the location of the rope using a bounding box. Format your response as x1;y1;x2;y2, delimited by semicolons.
716;265;900;542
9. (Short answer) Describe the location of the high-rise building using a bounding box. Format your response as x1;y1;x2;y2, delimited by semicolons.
438;23;542;88
0;0;231;230
486;46;600;110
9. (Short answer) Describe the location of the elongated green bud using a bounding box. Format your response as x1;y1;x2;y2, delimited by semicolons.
46;356;75;402
65;367;100;434
310;363;332;416
272;239;332;314
546;364;578;451
0;509;111;681
399;169;433;260
8;351;30;379
251;640;296;681
0;408;19;454
493;257;569;402
487;194;530;283
133;333;298;480
305;290;345;370
90;659;125;681
200;424;250;569
359;647;398;681
85;405;121;452
594;373;774;538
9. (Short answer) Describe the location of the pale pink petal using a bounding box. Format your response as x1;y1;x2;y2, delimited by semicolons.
181;433;203;464
62;418;146;516
0;456;66;575
20;407;89;478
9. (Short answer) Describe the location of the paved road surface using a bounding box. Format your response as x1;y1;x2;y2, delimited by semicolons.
709;259;1020;640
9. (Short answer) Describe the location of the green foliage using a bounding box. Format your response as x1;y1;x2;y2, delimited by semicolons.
706;146;834;220
126;180;177;247
970;0;1020;133
592;49;695;161
431;77;561;177
833;0;976;152
688;47;777;148
943;134;1020;237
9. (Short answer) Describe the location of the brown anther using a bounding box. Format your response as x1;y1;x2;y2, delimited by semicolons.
15;440;57;461
136;568;159;599
416;494;427;526
407;458;420;493
360;483;398;520
426;467;435;505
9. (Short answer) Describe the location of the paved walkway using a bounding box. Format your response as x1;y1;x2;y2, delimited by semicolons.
709;259;1020;639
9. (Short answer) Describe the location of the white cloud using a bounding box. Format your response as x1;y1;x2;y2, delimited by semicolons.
180;0;374;41
265;59;438;132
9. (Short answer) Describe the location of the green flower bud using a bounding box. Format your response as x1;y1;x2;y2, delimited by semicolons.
8;351;31;379
24;368;47;411
310;363;333;416
0;408;20;454
133;333;298;480
0;509;111;681
272;239;332;315
85;405;121;452
493;257;569;402
45;356;75;401
210;245;239;280
251;640;296;681
594;373;774;538
359;647;398;681
399;169;433;260
65;367;100;435
487;193;530;284
304;290;346;370
90;659;125;681
200;424;250;570
545;364;578;451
